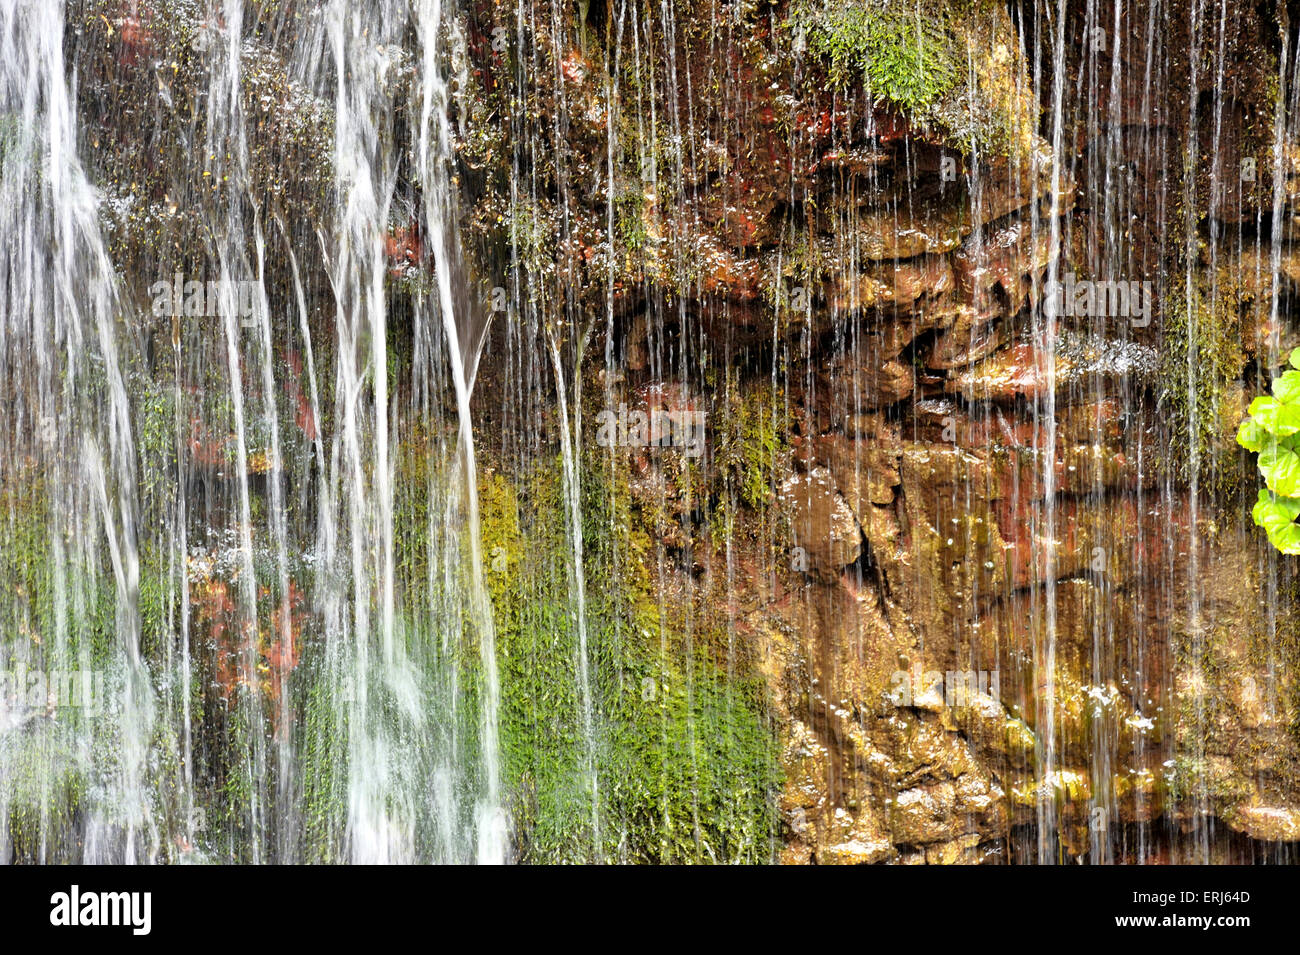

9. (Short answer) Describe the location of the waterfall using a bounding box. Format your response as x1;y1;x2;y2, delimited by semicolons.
0;0;159;864
2;0;1299;868
414;0;506;863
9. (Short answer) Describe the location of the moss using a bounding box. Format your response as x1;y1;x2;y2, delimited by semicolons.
788;0;1037;159
0;474;151;861
507;195;557;291
716;379;789;513
2;731;86;863
477;451;779;863
295;644;347;861
797;0;962;113
614;191;648;252
1159;278;1243;492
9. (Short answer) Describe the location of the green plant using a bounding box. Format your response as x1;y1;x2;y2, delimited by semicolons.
1237;348;1300;553
717;383;787;512
1161;283;1242;489
797;0;960;113
474;452;779;863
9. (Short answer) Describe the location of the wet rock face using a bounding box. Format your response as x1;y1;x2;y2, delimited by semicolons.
60;0;1299;862
779;468;862;582
452;0;1300;863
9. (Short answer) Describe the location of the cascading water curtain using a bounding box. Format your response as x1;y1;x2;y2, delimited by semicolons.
0;0;161;864
0;0;507;864
4;0;1300;869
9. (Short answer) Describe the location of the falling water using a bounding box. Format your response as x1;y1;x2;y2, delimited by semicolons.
2;0;1300;867
0;0;158;863
413;0;505;861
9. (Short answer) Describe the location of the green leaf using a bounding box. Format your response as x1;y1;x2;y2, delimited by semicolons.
1237;418;1271;452
1270;522;1300;554
1248;395;1300;436
1252;488;1300;531
1256;490;1300;554
1273;369;1300;404
1259;444;1300;496
1242;355;1300;554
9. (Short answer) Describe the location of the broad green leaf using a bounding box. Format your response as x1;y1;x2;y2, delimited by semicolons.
1252;488;1300;535
1273;369;1300;404
1242;358;1300;554
1259;444;1300;496
1237;418;1271;452
1269;522;1300;554
1247;395;1300;436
